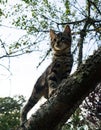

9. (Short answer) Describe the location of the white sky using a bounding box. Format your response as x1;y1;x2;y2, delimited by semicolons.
0;0;96;99
0;24;50;116
0;0;51;99
0;0;62;99
0;0;99;119
0;26;51;99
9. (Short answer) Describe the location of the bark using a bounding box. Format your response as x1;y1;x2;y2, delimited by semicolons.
20;47;101;130
77;20;89;68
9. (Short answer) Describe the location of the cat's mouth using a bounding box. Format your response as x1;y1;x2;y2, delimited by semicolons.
54;46;61;50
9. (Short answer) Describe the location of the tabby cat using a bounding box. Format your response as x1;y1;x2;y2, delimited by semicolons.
20;25;73;124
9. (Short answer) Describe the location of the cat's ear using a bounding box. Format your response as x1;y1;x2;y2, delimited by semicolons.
50;29;56;40
64;25;71;34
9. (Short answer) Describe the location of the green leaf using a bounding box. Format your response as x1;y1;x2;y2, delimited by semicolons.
0;96;25;130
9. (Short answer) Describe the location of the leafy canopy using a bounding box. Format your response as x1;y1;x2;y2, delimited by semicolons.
0;96;25;130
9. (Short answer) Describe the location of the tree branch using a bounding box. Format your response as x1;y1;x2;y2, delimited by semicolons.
90;1;101;15
36;48;51;68
77;21;88;68
20;46;101;130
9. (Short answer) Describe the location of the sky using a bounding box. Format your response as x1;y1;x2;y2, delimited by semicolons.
1;23;55;120
0;0;99;119
0;0;52;99
0;0;66;116
0;25;51;98
0;23;50;116
0;0;96;99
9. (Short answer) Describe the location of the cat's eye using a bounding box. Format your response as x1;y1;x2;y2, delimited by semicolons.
61;37;66;41
53;38;56;42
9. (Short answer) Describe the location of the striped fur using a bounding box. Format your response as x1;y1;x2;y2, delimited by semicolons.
20;25;73;124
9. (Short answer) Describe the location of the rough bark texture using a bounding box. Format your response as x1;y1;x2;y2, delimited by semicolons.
21;47;101;130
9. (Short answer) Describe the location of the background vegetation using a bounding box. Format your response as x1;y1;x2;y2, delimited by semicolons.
0;0;101;129
0;96;25;130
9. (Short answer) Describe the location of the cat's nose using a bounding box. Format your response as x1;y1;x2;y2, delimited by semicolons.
57;41;60;45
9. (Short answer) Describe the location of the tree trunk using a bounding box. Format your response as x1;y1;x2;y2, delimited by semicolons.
21;47;101;130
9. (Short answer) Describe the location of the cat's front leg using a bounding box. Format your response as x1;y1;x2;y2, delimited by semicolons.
47;72;58;97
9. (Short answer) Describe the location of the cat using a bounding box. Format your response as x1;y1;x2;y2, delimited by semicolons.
20;25;73;124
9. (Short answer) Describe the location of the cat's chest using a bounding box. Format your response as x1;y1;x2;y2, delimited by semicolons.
51;58;70;75
56;60;68;72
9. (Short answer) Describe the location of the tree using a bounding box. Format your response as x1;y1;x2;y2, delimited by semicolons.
0;0;101;78
0;0;100;62
19;47;101;130
0;0;101;129
0;96;25;130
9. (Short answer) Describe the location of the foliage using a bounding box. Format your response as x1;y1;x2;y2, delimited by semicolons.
81;84;101;130
62;84;101;130
0;96;25;130
62;108;87;130
0;0;101;129
0;0;100;65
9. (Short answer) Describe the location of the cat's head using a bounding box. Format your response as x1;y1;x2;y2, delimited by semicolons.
50;25;71;52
